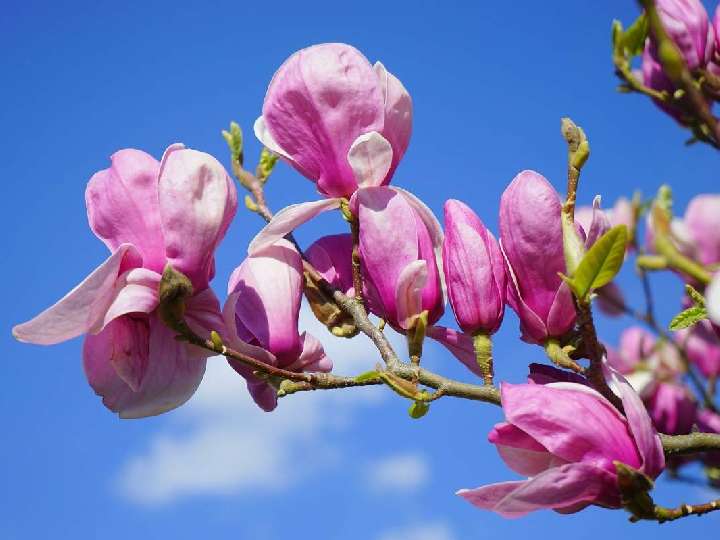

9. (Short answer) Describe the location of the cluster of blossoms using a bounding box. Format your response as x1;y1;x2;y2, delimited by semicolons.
13;37;720;522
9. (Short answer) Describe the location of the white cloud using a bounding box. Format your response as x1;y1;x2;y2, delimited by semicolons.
366;453;430;492
116;305;405;505
376;522;456;540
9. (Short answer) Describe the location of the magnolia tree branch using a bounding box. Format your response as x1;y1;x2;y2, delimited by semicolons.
218;137;720;470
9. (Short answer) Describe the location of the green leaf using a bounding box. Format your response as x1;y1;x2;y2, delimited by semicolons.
408;401;430;419
569;225;628;301
669;305;707;331
354;370;381;383
685;283;705;307
621;13;648;57
222;121;244;166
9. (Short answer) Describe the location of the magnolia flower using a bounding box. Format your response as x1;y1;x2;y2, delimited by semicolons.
442;199;506;335
607;326;696;435
682;194;720;266
458;369;664;517
355;186;444;330
255;43;412;199
224;240;332;412
677;319;720;378
499;170;575;344
13;145;237;418
641;0;713;122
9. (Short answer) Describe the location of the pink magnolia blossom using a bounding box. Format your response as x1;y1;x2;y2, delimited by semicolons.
696;409;720;470
354;186;444;330
642;0;713;122
442;199;506;335
305;234;355;296
607;326;696;435
13;145;237;418
224;240;332;411
254;43;412;199
709;6;720;75
499;170;575;344
683;194;720;266
457;369;664;517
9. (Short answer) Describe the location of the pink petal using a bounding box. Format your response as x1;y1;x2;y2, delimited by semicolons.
347;131;393;188
158;144;238;290
13;244;139;345
305;234;355;295
426;325;482;378
374;61;412;182
253;115;293;160
393;187;446;302
284;331;333;372
502;249;548;343
248;198;341;255
489;422;562;477
545;282;576;337
457;462;620;518
222;291;278;366
603;364;665;478
83;314;207;418
501;382;642;473
95;267;161;332
228;240;303;363
395;260;428;330
684;194;720;265
85;149;166;273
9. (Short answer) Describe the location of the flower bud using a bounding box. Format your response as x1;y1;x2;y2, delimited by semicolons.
499;170;575;344
442;199;506;335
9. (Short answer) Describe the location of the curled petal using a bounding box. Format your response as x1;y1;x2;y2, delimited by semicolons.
603;364;665;478
96;267;161;332
159;144;238;290
305;234;354;295
347;131;393;188
490;422;564;477
248;198;341;255
253;116;293;161
395;260;428;330
13;244;139;345
284;332;332;372
426;325;482;378
374;61;412;181
457;462;620;518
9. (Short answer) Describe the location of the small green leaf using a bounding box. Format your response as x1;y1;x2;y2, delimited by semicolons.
354;370;381;383
685;283;705;307
408;401;430;419
669;305;707;331
222;121;244;166
570;225;628;301
621;12;648;57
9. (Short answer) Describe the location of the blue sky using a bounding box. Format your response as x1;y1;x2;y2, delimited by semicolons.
1;0;719;538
